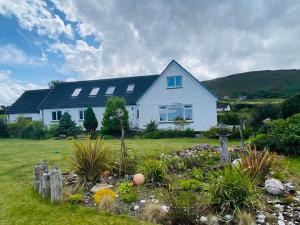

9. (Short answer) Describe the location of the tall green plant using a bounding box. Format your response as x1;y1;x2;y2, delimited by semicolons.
58;112;80;137
83;107;98;137
70;138;112;183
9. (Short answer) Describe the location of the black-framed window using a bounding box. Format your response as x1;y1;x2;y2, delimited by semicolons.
52;111;62;121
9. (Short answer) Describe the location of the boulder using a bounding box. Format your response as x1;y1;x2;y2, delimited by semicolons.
265;179;284;196
91;183;113;193
132;173;145;186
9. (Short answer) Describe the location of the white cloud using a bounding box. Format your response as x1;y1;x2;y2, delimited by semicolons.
0;70;11;81
0;0;73;39
0;45;36;65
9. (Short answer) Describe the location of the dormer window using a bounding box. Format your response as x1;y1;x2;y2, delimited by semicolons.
90;87;100;96
167;76;182;88
71;88;82;97
126;84;135;92
106;86;115;95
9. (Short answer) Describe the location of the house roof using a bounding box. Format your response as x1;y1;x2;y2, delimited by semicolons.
7;89;50;114
38;75;160;109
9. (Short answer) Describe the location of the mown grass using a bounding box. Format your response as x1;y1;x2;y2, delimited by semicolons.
0;137;239;225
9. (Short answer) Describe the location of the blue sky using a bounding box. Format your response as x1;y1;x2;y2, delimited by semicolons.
1;0;300;105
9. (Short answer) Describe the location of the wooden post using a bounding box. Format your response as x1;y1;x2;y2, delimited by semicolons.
33;164;42;191
50;168;63;202
41;160;48;173
219;133;231;165
239;121;245;150
41;173;51;199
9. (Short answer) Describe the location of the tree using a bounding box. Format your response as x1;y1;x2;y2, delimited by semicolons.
83;107;98;137
58;112;80;137
101;96;129;135
251;103;281;128
0;118;8;138
48;80;61;89
281;94;300;118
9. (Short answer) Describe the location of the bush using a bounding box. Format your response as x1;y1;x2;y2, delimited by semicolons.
70;138;112;182
178;179;203;191
7;117;47;139
203;125;254;139
68;194;84;205
93;188;116;204
142;203;168;224
144;120;158;133
143;128;195;139
101;96;129;135
218;112;240;125
58;112;81;137
239;147;275;184
0;118;8;138
137;159;166;183
281;93;300;118
202;126;230;139
98;195;117;212
83;107;98;137
47;124;59;138
250;103;281;128
208;167;260;214
116;182;137;203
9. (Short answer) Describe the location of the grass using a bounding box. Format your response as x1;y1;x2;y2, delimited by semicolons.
0;137;239;225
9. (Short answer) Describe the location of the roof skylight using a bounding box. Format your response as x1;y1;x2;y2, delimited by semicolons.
106;86;115;95
126;84;135;92
90;87;100;96
71;88;82;97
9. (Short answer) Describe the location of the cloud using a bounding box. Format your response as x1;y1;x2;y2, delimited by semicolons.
49;0;300;80
0;70;11;81
0;0;73;39
0;45;37;65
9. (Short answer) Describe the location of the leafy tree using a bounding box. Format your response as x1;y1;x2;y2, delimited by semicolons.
250;103;281;128
48;80;61;89
281;94;300;118
58;112;80;137
83;107;98;137
0;118;8;138
0;105;7;115
101;96;129;135
218;112;240;125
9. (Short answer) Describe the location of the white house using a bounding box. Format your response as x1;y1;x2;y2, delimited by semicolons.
7;60;217;131
217;103;231;112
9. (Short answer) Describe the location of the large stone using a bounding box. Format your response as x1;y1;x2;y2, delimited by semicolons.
265;178;284;196
91;183;113;193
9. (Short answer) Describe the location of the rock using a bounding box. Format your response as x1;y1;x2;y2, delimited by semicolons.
278;220;285;225
224;214;233;221
161;205;169;213
140;199;146;204
265;179;285;196
232;158;242;166
133;205;139;210
132;173;145;186
285;182;296;194
200;216;208;223
91;183;113;193
278;212;284;220
257;214;266;221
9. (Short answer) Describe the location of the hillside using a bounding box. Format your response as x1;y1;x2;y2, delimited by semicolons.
202;69;300;99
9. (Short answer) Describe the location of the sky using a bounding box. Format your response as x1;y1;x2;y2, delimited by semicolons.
0;0;300;105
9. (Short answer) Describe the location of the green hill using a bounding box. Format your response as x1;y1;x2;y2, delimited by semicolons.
202;69;300;99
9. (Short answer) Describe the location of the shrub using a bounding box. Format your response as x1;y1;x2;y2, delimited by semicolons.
202;126;230;139
239;147;275;184
137;159;166;183
83;107;98;137
116;182;137;203
101;96;129;135
178;179;203;191
47;124;59;138
144;120;158;133
249;134;280;151
189;167;203;180
169;191;199;225
98;195;117;212
58;112;81;137
143;128;195;139
281;93;300;118
218;112;240;125
70;138;112;183
182;151;220;170
142;203;168;224
68;194;83;205
208;167;260;214
0;118;8;138
93;188;117;204
250;103;281;128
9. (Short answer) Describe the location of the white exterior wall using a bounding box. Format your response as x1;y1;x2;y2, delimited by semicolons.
7;113;41;122
42;105;138;129
138;62;217;131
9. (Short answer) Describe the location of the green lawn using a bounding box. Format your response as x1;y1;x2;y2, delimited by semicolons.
0;137;239;225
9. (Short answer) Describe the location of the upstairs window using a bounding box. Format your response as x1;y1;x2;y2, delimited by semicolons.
106;86;115;95
71;88;82;97
167;76;182;88
52;111;62;121
90;87;100;96
126;84;135;92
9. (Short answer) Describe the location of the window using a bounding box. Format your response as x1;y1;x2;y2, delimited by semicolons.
71;88;82;97
167;76;182;88
79;110;86;120
159;105;192;122
126;84;135;92
106;86;115;95
52;111;62;121
136;109;139;119
90;87;100;96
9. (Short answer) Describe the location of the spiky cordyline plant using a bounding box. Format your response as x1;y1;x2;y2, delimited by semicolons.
239;146;276;184
70;138;112;183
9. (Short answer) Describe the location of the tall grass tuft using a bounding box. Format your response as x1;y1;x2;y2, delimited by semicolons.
70;138;112;183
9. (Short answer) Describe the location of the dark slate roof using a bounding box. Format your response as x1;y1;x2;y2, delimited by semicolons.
38;75;160;109
7;89;50;114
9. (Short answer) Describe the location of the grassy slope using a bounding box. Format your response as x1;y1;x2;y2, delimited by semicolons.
0;138;239;225
202;69;300;98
